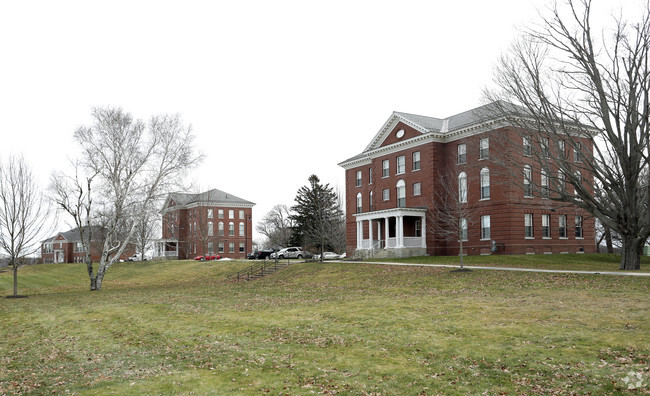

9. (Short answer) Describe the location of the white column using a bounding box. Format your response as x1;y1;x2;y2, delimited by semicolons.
397;215;404;248
356;220;362;249
421;214;427;248
369;219;374;248
377;221;382;248
384;217;390;248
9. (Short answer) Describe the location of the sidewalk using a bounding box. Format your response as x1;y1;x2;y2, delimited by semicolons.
356;261;650;277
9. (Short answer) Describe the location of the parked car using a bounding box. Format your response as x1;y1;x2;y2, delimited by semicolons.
314;251;339;260
194;254;220;261
274;247;312;260
127;254;147;262
247;249;275;260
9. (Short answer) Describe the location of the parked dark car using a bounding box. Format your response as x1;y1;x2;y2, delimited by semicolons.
247;249;275;260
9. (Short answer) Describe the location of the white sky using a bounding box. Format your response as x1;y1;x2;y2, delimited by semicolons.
0;0;636;244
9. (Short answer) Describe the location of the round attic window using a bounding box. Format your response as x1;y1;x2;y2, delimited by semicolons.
396;129;405;138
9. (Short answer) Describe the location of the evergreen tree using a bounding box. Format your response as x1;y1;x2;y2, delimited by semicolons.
291;175;344;260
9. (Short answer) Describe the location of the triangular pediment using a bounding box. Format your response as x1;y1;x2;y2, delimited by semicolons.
364;112;443;152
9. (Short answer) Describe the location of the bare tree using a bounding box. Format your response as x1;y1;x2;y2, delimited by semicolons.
256;204;295;248
71;107;201;290
486;0;650;270
0;155;51;296
49;162;99;289
134;203;160;260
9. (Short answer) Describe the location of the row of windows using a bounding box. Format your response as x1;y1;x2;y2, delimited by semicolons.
457;168;491;202
356;181;422;213
522;166;582;199
196;241;245;254
457;138;490;165
524;214;583;239
189;209;246;220
457;214;583;241
188;221;246;237
355;152;421;187
457;137;582;165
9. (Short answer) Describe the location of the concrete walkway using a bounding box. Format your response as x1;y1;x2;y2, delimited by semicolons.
354;261;650;277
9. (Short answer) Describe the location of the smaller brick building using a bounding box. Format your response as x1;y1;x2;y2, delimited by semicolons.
157;189;255;260
41;226;135;263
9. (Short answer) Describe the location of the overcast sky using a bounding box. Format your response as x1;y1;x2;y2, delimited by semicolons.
0;0;635;244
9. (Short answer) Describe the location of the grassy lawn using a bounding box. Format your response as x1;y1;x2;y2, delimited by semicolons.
368;253;650;273
0;256;648;394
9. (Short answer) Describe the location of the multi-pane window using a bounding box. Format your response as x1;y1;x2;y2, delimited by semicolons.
208;242;214;254
208;221;214;236
239;222;244;236
481;215;491;240
559;215;567;238
558;170;566;194
356;170;362;187
239;210;245;219
412;151;421;171
356;193;362;213
193;222;197;237
369;168;373;185
559;140;565;158
458;172;467;203
229;242;235;253
541;168;549;198
207;209;213;218
460;218;468;241
229;210;234;219
382;160;389;178
239;242;245;253
229;222;235;236
479;137;489;160
575;216;583;238
480;168;490;199
396;180;406;207
396;156;406;175
369;191;374;211
218;242;224;253
525;213;534;238
524;165;533;197
457;144;467;164
413;182;421;196
542;214;550;238
74;242;84;252
523;136;532;156
415;220;422;237
382;188;389;201
541;137;549;158
574;170;582;198
218;209;224;219
218;222;224;236
574;142;582;162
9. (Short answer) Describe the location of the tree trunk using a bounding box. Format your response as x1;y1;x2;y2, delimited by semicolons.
459;240;464;269
13;265;18;296
620;235;643;270
604;226;614;254
86;257;97;291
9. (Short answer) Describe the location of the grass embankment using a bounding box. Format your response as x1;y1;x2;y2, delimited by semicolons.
0;256;648;394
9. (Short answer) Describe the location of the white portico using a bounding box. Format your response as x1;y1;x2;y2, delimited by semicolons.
353;207;427;258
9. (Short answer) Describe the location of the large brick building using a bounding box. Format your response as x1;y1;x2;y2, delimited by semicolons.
41;226;135;263
157;189;255;260
339;102;596;259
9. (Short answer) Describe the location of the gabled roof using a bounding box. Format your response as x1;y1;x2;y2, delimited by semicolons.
162;188;255;211
340;101;527;168
42;226;105;244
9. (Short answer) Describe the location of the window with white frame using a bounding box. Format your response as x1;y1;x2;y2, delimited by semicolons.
369;168;373;185
229;210;234;219
541;137;549;158
524;165;533;197
396;180;406;207
74;242;84;252
412;151;421;171
193;222;197;237
574;142;582;162
229;222;235;236
208;241;214;254
218;242;224;253
413;182;421;196
356;193;362;213
523;136;532;156
479;137;489;160
541;168;549;198
458;172;467;203
480;168;490;199
457;144;466;164
525;213;534;238
208;221;214;236
481;215;491;240
369;191;374;211
559;215;567;238
356;170;362;187
382;160;389;177
239;242;245;253
574;170;582;198
239;210;245;219
382;188;389;201
218;222;224;236
542;214;550;238
460;217;468;241
558;170;566;194
558;140;565;158
396;156;405;175
239;222;244;236
415;220;421;237
575;216;583;238
218;209;224;219
207;209;213;218
229;242;235;253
